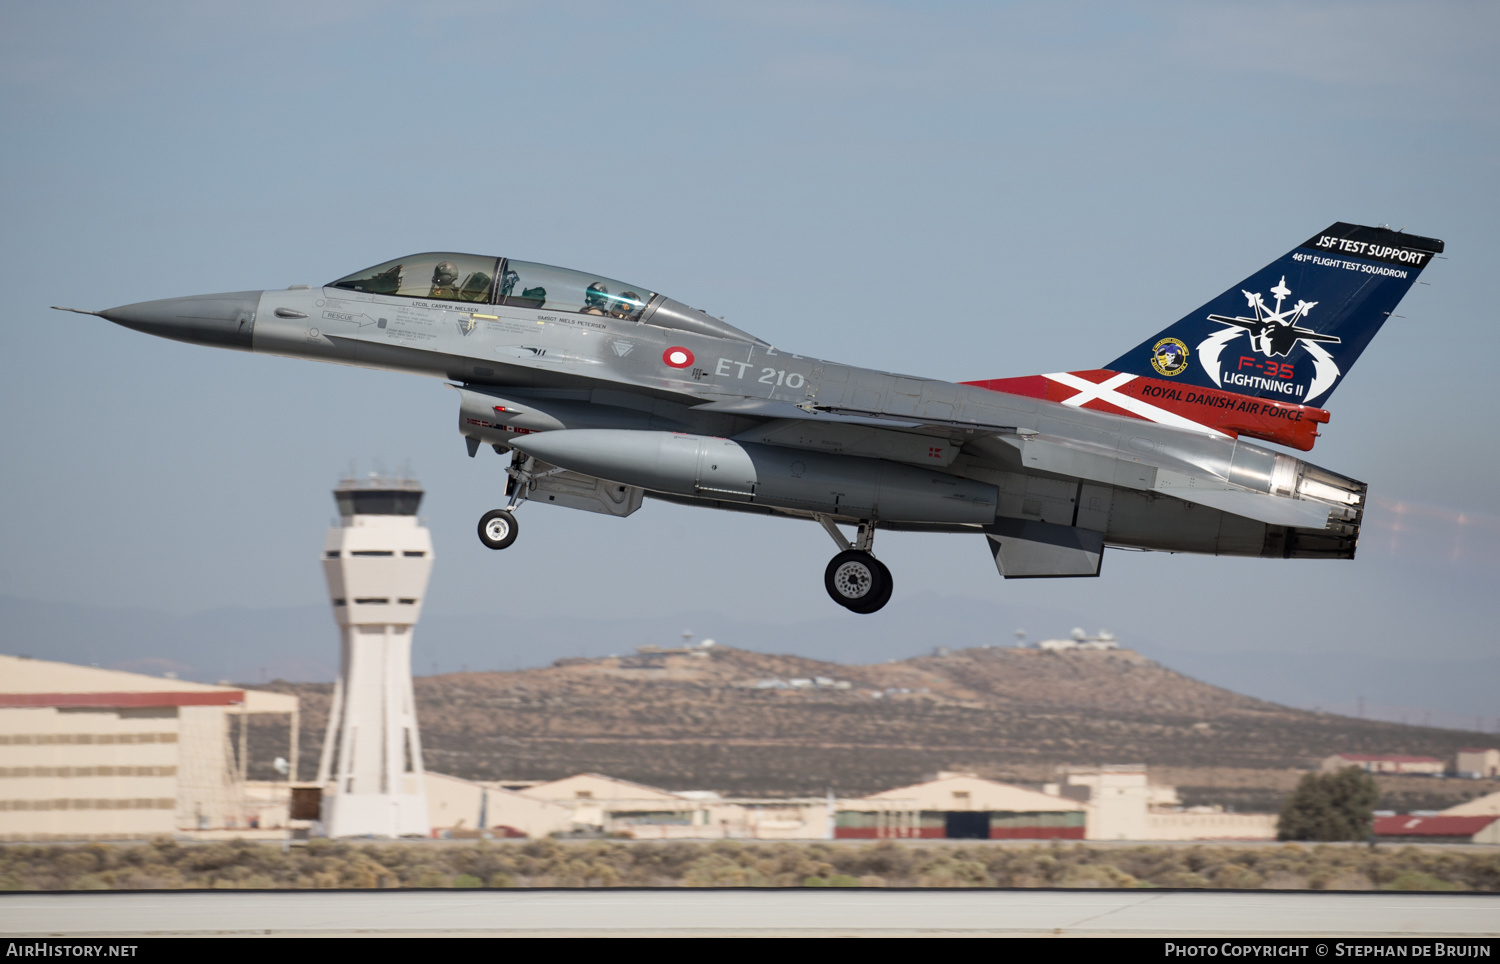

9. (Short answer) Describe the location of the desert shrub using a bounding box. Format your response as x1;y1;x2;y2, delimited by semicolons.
5;838;1498;892
1382;871;1463;892
1059;863;1139;888
1279;768;1379;841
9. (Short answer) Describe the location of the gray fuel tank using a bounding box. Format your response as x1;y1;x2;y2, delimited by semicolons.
507;429;997;524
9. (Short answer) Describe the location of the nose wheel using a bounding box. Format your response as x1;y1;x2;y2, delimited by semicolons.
477;452;543;551
824;550;892;613
477;508;518;550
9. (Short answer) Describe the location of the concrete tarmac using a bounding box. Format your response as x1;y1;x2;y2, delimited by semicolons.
2;889;1498;937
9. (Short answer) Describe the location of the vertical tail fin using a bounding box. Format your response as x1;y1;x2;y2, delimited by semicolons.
963;223;1443;451
1106;222;1443;408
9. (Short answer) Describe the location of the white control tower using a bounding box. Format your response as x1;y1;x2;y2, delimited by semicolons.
315;473;432;837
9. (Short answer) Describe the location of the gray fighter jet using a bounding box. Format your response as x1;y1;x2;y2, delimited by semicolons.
63;222;1443;613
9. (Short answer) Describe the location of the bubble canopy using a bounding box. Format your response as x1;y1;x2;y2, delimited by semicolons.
329;253;655;319
328;253;764;344
330;253;498;303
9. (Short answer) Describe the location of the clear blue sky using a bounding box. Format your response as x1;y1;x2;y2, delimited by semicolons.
1;3;1496;697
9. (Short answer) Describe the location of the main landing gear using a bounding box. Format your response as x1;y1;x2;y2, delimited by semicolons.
475;452;548;551
817;516;892;614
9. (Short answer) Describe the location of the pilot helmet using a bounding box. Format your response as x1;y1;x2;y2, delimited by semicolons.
432;261;459;286
584;282;610;308
613;291;643;317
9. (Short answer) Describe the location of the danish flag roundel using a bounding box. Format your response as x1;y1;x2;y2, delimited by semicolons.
662;346;694;369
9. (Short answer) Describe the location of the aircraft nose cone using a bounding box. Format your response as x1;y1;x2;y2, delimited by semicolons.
99;291;262;350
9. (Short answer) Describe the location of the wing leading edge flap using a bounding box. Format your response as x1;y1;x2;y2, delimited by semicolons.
691;397;925;429
985;518;1104;578
692;397;1018;436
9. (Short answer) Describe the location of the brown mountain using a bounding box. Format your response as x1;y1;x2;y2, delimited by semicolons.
248;645;1496;806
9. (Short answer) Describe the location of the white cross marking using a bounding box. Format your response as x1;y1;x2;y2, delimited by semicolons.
1043;371;1228;436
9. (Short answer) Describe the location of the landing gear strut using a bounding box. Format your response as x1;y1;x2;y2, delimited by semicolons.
816;516;892;614
475;452;546;551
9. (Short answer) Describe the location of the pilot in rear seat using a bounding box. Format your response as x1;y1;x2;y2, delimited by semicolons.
581;282;610;315
611;291;642;320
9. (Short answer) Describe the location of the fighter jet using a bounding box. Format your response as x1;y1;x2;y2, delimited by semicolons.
1206;276;1341;358
62;222;1442;613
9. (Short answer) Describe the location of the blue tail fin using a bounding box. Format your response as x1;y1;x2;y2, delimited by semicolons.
1105;223;1443;408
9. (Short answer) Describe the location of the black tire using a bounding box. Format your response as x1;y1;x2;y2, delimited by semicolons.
824;550;889;612
477;509;519;550
847;557;893;614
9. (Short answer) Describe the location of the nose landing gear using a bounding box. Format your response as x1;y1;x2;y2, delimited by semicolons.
475;452;543;551
477;508;518;550
816;516;892;614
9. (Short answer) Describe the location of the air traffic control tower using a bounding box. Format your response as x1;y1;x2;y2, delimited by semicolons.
315;473;432;838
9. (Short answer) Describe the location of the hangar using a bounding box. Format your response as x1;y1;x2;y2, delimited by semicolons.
0;655;297;840
839;774;1086;840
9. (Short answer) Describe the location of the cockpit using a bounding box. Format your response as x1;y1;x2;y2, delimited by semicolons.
328;253;763;344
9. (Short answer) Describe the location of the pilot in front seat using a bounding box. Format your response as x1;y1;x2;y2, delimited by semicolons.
429;261;461;299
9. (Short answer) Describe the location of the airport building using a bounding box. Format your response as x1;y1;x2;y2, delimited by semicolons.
1456;748;1500;779
1320;753;1446;775
426;772;834;841
0;655;298;841
315;473;433;838
1441;790;1500;817
1373;814;1500;844
417;768;1276;842
839;773;1086;840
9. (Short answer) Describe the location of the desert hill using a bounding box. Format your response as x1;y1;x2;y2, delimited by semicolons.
249;645;1497;805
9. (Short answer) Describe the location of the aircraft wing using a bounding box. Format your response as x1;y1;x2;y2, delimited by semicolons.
696;395;1333;526
690;397;1018;436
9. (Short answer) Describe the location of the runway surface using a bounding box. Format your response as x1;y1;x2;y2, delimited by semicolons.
3;889;1498;937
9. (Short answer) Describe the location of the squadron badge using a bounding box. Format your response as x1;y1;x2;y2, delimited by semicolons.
1151;337;1190;377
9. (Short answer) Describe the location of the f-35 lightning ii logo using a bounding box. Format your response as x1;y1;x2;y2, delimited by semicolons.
1197;276;1342;405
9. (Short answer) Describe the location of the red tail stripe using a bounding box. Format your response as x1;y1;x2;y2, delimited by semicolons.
962;371;1331;451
